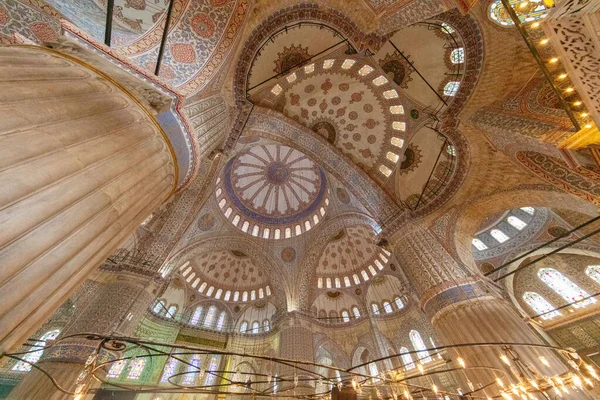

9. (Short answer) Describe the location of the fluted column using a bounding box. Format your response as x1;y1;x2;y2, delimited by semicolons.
389;224;575;396
0;46;176;353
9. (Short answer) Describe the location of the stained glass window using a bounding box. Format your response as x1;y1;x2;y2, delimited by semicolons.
127;358;146;380
240;321;248;333
203;306;217;328
182;354;202;385
344;276;351;287
153;300;165;314
107;359;126;379
443;81;460;96
521;206;535;215
361;270;370;281
318;278;323;288
335;277;341;288
371;303;380;315
13;329;61;372
161;357;178;382
252;321;260;334
490;229;510;243
472;238;488;251
368;362;379;379
450;48;464;64
204;356;220;386
251;290;256;301
342;311;350;323
383;302;393;313
409;330;431;363
400;347;415;370
164;305;176;318
523;292;561;320
190;306;203;326
586;266;600;285
394;297;404;310
352;307;361;318
507;216;527;230
538;268;596;308
489;0;551;27
441;22;455;34
353;274;360;284
264;320;270;332
242;292;248;302
216;311;226;331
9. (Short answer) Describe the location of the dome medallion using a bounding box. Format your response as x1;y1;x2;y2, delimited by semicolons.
216;144;329;239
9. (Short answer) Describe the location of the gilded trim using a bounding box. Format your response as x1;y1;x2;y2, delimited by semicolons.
10;45;179;196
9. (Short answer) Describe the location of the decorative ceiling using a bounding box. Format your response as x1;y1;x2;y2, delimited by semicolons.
216;144;329;239
317;225;391;287
179;250;272;303
253;57;413;184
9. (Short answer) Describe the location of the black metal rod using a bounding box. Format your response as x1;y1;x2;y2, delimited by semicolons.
485;215;600;276
246;39;349;93
104;0;114;46
532;290;600;319
155;0;176;76
414;135;447;209
500;0;580;131
389;39;448;106
494;224;600;282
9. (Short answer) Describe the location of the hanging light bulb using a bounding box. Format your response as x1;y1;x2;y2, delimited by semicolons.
500;355;511;366
529;379;539;390
404;389;411;399
538;356;550;367
553;386;562;397
457;357;466;368
511;385;519;395
417;363;424;374
267;375;272;384
572;375;583;389
583;377;594;387
467;381;474;391
431;384;438;394
497;378;505;388
501;392;513;400
351;379;358;390
294;374;299;387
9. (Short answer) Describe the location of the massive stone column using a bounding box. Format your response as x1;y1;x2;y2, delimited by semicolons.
0;46;177;354
389;223;576;397
277;315;316;397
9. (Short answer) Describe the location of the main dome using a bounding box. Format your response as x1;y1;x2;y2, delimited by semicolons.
216;144;329;239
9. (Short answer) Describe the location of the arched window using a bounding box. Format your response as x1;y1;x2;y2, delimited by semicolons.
361;271;370;281
409;330;431;363
344;276;351;287
183;354;202;385
521;206;535;215
204;356;220;386
523;292;561;320
216;311;226;331
352;307;361;318
489;0;551;27
538;268;596;308
215;289;222;300
326;278;332;288
204;306;217;328
441;22;455;34
199;282;207;293
450;48;464;64
490;229;509;243
472;238;488;251
242;291;248;302
127;358;146;380
318;278;323;288
259;288;264;298
368;265;377;276
161;357;178;382
400;347;415;370
251;290;256;301
586;266;600;285
190;306;203;326
507;216;527;230
240;321;248;333
371;303;380;315
107;359;126;379
153;300;165;314
368;362;379;381
166;305;177;318
353;274;360;285
335;277;341;288
263;319;270;332
252;321;260;334
12;329;60;372
224;291;231;301
394;297;404;310
233;291;239;302
383;302;393;314
342;311;350;323
443;81;460;96
206;286;214;297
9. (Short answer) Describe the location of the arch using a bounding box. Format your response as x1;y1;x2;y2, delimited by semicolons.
163;235;289;310
314;334;352;369
453;188;598;274
12;329;60;372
